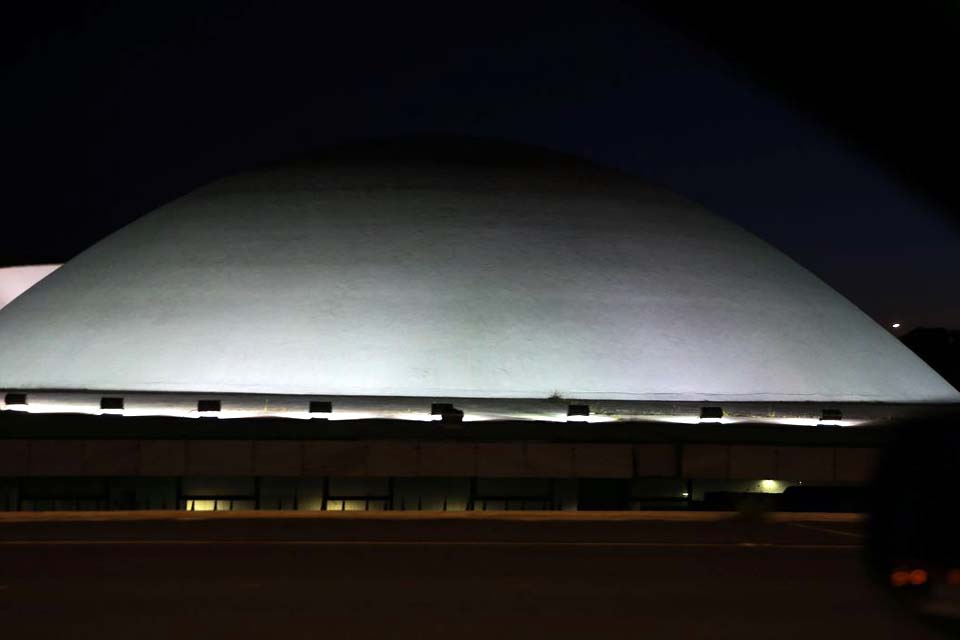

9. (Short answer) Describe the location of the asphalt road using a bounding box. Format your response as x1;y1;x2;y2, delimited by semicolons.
0;512;942;639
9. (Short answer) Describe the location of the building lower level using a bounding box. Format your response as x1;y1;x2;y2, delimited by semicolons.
0;407;909;512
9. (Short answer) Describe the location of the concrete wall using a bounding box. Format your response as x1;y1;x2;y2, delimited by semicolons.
0;440;880;484
681;444;878;483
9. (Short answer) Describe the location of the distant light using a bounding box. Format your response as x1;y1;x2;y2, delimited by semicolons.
891;323;901;329
890;570;910;587
186;499;218;512
681;491;690;498
760;479;779;492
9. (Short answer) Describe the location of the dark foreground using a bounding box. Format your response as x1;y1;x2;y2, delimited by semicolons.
0;512;940;639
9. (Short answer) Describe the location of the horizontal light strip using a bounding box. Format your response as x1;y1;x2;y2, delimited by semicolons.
0;396;872;427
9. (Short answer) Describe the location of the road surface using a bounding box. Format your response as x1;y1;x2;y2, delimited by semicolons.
0;512;941;639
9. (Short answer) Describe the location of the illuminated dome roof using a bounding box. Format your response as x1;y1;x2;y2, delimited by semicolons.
0;140;956;406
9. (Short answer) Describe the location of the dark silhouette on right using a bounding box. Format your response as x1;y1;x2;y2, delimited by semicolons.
901;327;960;392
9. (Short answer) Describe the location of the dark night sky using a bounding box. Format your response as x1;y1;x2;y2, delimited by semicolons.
2;1;958;331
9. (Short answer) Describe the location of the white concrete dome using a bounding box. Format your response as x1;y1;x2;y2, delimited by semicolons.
0;140;956;409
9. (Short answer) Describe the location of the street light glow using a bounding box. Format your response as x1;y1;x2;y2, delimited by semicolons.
760;479;780;492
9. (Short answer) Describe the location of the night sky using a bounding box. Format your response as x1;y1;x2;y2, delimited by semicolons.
2;1;958;330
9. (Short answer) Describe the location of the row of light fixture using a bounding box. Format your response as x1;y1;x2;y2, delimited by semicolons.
2;393;843;425
568;404;843;425
2;393;334;417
